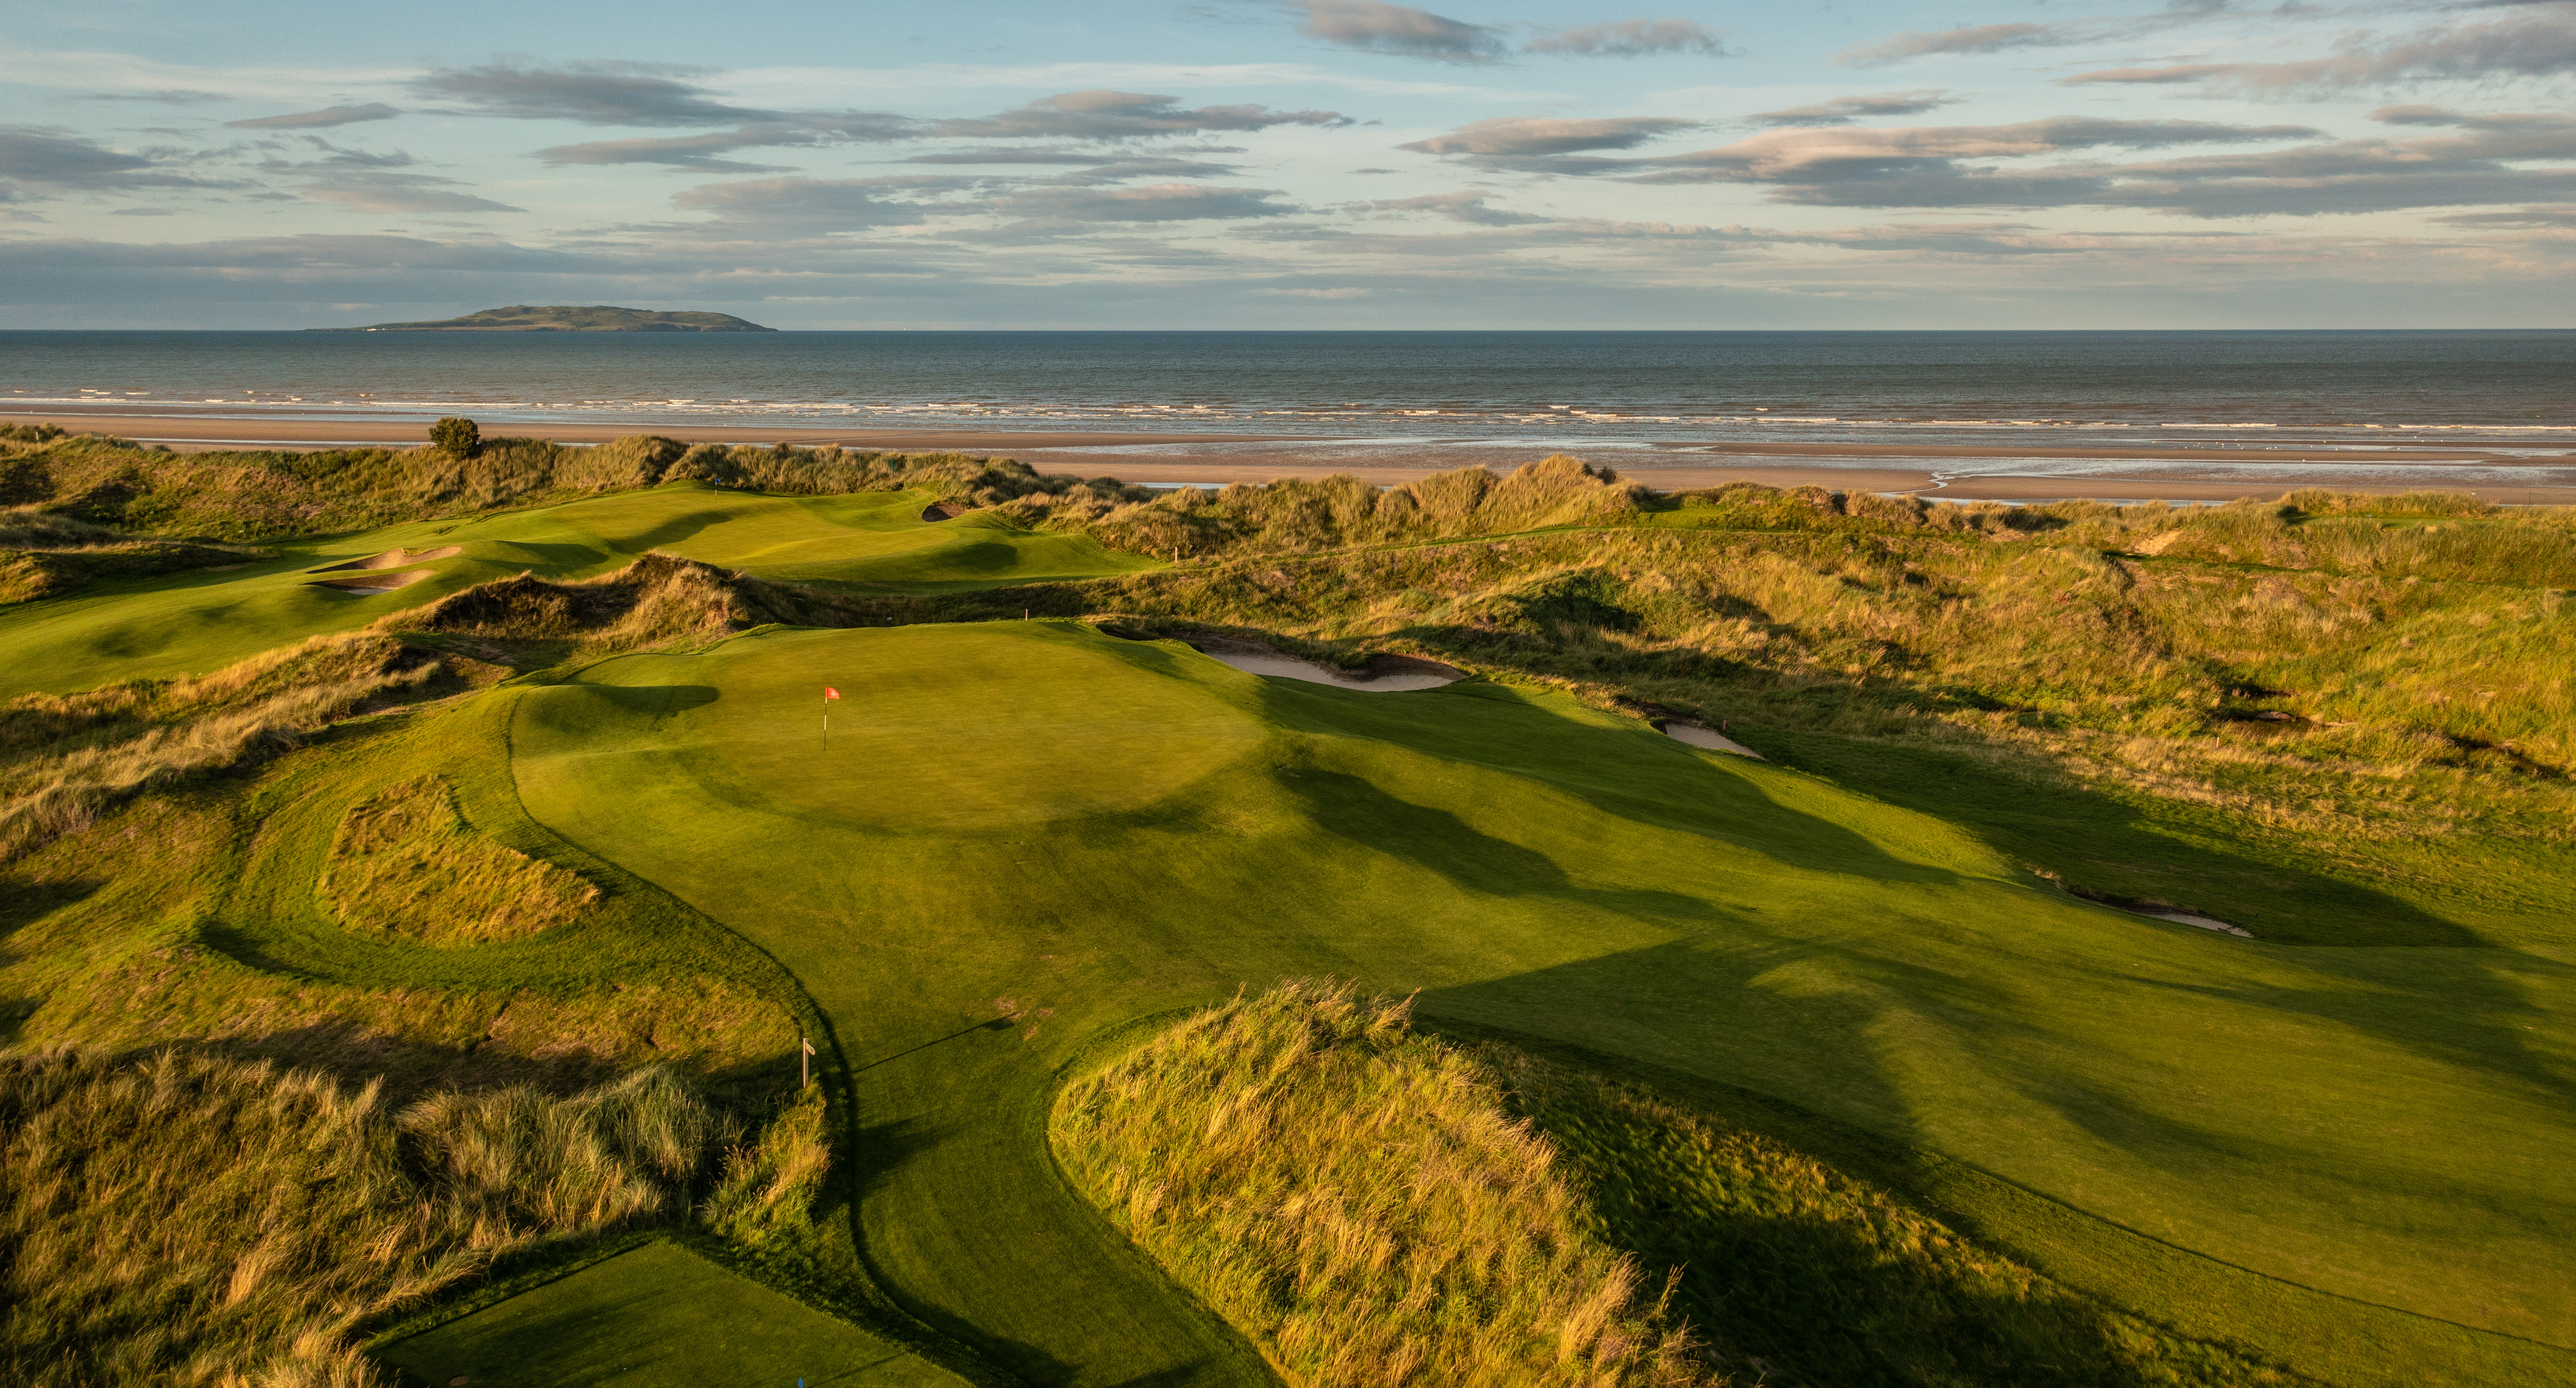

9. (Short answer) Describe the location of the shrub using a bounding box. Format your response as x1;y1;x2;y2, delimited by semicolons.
428;417;480;459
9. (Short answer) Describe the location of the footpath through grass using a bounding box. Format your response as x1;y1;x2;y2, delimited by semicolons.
503;620;2576;1387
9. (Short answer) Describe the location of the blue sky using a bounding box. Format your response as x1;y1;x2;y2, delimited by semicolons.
4;0;2572;327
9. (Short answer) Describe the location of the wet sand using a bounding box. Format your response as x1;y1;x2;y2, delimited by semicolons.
12;409;2575;505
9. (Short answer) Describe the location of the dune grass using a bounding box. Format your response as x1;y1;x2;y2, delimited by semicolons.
502;620;2576;1385
322;776;599;945
0;1048;730;1387
1055;979;1703;1388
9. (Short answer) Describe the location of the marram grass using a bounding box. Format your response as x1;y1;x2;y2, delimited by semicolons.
1052;979;1706;1388
322;776;598;945
0;1048;735;1387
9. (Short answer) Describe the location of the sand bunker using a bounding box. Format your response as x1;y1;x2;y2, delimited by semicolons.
922;502;964;522
1193;642;1462;692
2131;907;2255;938
1662;722;1761;758
312;545;460;573
310;568;433;594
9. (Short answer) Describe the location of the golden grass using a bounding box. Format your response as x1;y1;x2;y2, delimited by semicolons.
701;1086;832;1249
0;1048;733;1387
1053;979;1705;1388
322;777;597;945
0;634;461;860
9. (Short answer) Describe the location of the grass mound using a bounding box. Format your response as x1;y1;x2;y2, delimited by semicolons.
1054;979;1705;1388
0;1049;733;1387
323;777;598;945
0;632;495;861
1480;1048;2293;1388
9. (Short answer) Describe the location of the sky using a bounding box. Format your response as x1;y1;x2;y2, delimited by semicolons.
3;0;2573;329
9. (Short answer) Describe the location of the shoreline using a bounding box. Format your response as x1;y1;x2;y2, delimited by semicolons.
10;409;2575;506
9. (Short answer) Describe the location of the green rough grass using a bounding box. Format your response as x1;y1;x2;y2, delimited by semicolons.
378;1241;956;1387
322;776;599;946
501;620;2576;1386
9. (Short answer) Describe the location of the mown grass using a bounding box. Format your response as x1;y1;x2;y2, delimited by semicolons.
0;1048;731;1387
506;621;2576;1385
1055;979;1703;1388
322;776;599;946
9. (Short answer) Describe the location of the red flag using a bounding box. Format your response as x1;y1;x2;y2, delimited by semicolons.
824;686;841;701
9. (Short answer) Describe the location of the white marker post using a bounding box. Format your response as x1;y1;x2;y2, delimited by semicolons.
801;1034;816;1088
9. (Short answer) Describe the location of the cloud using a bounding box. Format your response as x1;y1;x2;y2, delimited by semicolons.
536;114;915;171
1290;1;1511;62
1623;117;2319;185
1596;109;2576;218
254;138;523;214
1526;19;1732;58
0;126;211;194
2056;64;2237;87
670;175;932;224
227;103;401;130
934;90;1349;140
1743;91;1959;128
2056;5;2576;94
298;177;525;215
1029;157;1249;185
88;90;225;106
1839;23;2064;66
413;59;782;125
995;182;1297;222
2433;204;2576;228
1348;190;1547;223
1401;115;1700;158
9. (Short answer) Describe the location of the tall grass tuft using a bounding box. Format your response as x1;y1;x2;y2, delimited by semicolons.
322;776;598;944
1052;979;1706;1388
0;1049;735;1387
701;1086;832;1248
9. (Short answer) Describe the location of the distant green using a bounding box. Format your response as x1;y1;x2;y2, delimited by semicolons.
379;1242;955;1387
0;482;1152;698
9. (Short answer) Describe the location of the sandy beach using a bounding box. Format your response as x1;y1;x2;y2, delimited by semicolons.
12;408;2575;505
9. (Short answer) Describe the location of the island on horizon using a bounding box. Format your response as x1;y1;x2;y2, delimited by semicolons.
312;304;775;332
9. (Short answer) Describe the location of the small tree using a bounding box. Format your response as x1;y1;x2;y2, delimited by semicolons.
429;416;480;458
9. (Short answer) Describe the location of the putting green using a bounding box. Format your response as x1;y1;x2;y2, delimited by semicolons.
504;621;2576;1386
0;482;1152;699
377;1241;958;1387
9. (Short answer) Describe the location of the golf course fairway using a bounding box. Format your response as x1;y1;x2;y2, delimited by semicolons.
380;1241;958;1387
0;481;1151;699
499;620;2576;1386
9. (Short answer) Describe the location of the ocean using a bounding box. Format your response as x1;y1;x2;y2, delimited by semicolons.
8;330;2573;452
